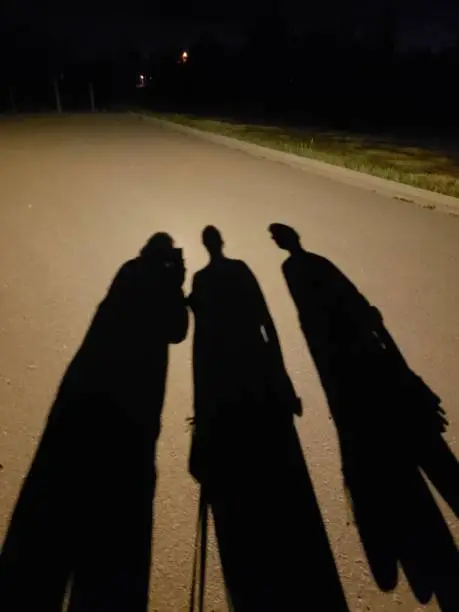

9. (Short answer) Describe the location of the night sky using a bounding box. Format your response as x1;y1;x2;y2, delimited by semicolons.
1;0;458;59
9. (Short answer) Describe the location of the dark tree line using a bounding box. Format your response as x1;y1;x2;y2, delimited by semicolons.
1;13;458;134
153;22;459;134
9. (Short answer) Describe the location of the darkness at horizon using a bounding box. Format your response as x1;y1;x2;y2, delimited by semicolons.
2;0;458;51
1;0;458;133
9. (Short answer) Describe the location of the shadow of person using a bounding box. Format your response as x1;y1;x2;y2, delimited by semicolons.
269;222;459;611
188;226;349;611
0;233;189;612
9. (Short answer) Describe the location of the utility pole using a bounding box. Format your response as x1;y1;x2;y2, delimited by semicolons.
88;81;96;112
53;78;62;114
8;86;16;113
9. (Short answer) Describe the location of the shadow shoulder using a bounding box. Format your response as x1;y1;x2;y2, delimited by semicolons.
108;258;141;288
193;258;248;279
113;258;139;279
283;251;342;274
191;266;207;285
228;257;252;271
92;259;141;311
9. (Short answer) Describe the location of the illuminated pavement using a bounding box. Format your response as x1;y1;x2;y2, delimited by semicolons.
0;114;458;611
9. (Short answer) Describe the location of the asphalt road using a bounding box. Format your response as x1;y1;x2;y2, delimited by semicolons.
0;114;458;611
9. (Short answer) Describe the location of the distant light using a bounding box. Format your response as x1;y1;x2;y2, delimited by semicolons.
181;50;189;63
140;74;145;81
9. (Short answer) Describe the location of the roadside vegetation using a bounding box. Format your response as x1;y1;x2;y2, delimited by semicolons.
154;113;459;198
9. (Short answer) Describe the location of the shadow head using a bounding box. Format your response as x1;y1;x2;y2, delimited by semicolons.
141;232;175;261
202;225;224;258
269;223;301;252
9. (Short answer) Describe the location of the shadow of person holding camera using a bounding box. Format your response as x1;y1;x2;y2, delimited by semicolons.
269;222;459;611
188;226;349;611
0;233;189;612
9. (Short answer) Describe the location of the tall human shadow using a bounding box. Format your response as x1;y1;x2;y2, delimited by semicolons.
0;233;189;612
269;223;459;611
188;226;349;611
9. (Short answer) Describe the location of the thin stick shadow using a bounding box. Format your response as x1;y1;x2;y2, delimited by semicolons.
0;233;189;612
269;222;459;611
188;226;349;611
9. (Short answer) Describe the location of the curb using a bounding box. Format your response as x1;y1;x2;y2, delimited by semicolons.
135;113;459;215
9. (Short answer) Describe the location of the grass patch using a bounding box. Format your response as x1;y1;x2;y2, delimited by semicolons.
152;112;459;198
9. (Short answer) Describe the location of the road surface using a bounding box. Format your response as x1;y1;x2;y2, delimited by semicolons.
0;114;458;611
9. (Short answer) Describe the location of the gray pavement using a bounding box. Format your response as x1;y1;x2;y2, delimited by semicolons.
0;114;458;611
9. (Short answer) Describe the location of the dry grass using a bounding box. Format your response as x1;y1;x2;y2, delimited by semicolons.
155;113;459;198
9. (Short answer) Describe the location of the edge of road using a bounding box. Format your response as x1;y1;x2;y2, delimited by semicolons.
133;112;459;216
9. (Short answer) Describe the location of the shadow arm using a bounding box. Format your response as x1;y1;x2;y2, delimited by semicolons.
165;286;189;344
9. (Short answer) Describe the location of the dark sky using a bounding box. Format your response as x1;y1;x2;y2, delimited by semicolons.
1;0;458;57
